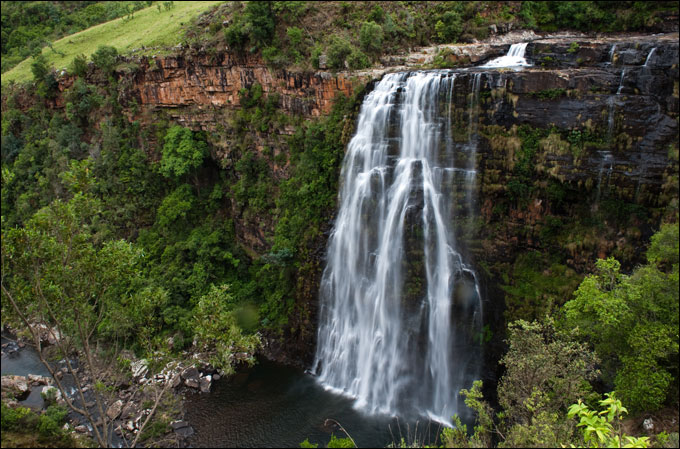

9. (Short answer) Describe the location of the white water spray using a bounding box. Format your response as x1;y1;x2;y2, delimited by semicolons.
313;72;483;425
479;43;530;69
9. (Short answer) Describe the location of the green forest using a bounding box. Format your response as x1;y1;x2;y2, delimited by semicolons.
1;1;678;448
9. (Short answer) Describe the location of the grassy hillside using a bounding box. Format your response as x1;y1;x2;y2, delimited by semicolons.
2;1;223;85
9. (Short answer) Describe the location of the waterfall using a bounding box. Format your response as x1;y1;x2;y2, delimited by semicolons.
644;47;656;67
595;151;613;203
608;44;617;64
313;72;483;425
479;43;530;69
607;70;626;138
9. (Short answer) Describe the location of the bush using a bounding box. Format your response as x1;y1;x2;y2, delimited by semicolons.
91;45;118;74
69;54;88;77
434;10;463;43
326;36;352;70
159;126;208;179
359;21;383;55
564;225;679;413
346;49;370;70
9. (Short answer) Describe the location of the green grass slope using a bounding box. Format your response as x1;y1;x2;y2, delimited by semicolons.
2;1;223;86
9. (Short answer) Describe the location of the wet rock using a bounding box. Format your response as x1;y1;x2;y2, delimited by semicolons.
184;378;199;389
106;399;124;420
75;425;89;433
199;375;212;393
181;367;199;382
171;421;195;438
1;375;30;400
121;402;136;420
171;374;182;389
131;359;148;379
212;373;220;381
41;386;62;402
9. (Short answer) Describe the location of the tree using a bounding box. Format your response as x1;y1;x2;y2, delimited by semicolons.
1;194;173;447
192;284;260;375
159;125;208;180
91;45;118;75
359;21;383;56
564;223;679;413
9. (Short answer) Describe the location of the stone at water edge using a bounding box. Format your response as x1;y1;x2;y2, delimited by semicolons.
181;366;199;382
130;359;148;379
199;375;212;393
185;378;199;389
106;399;124;420
643;418;654;432
1;375;30;399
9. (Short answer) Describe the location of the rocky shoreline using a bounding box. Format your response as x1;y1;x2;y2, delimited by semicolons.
1;328;254;447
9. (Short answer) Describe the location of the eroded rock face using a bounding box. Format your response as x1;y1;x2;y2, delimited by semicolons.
122;51;361;130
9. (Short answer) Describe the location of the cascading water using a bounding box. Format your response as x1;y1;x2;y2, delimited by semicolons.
479;42;530;69
607;69;626;138
313;71;483;425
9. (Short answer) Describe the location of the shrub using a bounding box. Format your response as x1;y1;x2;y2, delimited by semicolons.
69;53;88;77
346;49;370;70
91;45;118;74
326;36;352;70
159;126;208;179
359;21;383;55
434;10;463;43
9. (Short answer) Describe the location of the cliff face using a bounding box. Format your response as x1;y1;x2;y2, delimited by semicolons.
123;51;363;130
50;33;678;368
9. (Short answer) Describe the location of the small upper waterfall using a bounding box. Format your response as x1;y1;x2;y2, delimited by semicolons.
313;72;483;425
644;47;657;67
608;44;617;64
479;42;530;69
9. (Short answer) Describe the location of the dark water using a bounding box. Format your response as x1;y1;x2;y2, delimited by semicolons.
1;336;52;378
184;359;449;448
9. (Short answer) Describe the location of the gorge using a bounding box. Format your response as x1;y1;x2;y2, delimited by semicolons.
1;2;678;445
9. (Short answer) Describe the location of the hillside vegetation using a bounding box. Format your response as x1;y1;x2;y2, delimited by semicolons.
2;1;221;85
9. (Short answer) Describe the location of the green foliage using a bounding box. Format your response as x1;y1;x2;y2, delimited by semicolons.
327;434;355;448
567;42;580;54
300;438;319;448
37;405;68;439
567;393;650;448
434;10;463;43
69;54;88;78
191;284;261;373
326;36;353;70
91;45;118;74
498;319;599;427
564;224;679;413
359;21;383;56
346;48;371;70
159;126;208;179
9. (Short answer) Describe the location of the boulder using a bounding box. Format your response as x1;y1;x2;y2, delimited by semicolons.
41;385;62;402
171;374;182;389
181;367;199;382
121;402;136;420
199;375;212;393
106;399;124;420
130;359;148;379
643;418;654;432
1;375;30;400
28;374;51;385
185;378;199;389
75;425;89;433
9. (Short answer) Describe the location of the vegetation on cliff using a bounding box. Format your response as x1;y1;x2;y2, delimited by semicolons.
1;1;679;448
